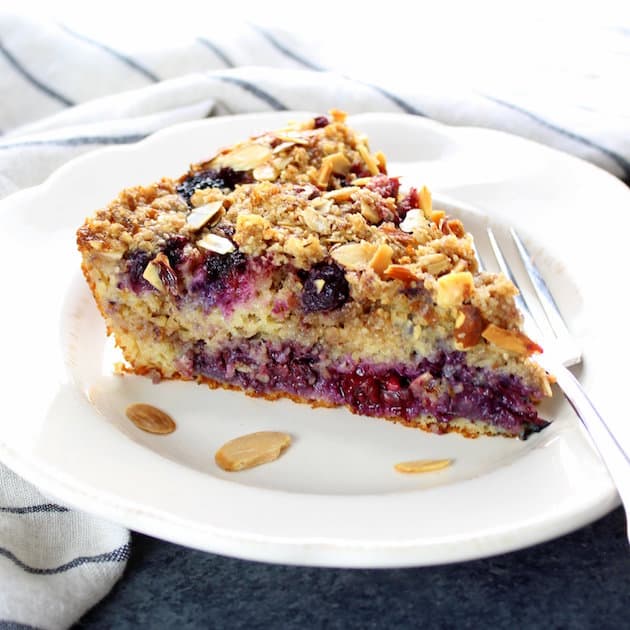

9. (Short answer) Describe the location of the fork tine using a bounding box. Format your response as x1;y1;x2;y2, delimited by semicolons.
485;227;541;336
487;226;582;366
510;228;573;342
471;236;486;271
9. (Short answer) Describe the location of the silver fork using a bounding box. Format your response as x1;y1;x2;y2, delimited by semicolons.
484;225;630;540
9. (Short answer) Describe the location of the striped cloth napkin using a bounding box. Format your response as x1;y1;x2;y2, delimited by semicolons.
1;9;629;629
0;466;129;629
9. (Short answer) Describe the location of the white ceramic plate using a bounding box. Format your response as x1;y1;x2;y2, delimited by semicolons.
0;112;626;568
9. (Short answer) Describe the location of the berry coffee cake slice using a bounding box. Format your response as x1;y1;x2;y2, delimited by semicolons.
77;112;552;439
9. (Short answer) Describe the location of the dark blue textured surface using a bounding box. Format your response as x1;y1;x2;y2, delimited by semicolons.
76;507;629;629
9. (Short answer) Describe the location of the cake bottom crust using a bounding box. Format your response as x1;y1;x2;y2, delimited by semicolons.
122;337;549;440
132;367;515;439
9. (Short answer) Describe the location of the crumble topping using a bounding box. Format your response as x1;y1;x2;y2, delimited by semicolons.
78;174;517;333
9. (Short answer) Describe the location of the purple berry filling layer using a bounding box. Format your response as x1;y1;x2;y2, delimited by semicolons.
121;246;353;316
183;339;548;439
121;245;266;317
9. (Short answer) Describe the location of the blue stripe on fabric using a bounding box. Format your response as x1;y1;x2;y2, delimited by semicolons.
249;24;323;71
0;543;130;575
483;93;630;180
213;75;288;111
246;25;426;117
58;24;159;82
0;133;148;151
0;504;69;514
0;622;43;630
197;37;235;68
0;41;74;107
361;83;427;117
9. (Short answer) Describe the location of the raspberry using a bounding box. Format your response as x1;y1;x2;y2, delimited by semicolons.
313;115;329;129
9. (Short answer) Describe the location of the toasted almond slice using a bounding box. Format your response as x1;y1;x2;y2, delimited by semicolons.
272;141;296;154
481;324;543;356
323;186;359;202
351;177;373;187
253;163;277;181
321;152;352;175
302;206;332;234
275;134;310;145
186;200;224;230
216;143;272;171
383;264;419;282
142;260;164;291
454;305;485;348
316;160;333;188
360;199;381;224
375;150;387;172
314;278;325;293
394;459;452;473
436;271;474;307
443;218;465;238
310;197;334;212
197;233;236;254
126;403;176;435
215;431;292;472
416;253;450;276
399;208;423;233
357;143;380;175
419;186;433;213
368;243;393;276
273;155;293;171
142;253;177;294
331;242;377;270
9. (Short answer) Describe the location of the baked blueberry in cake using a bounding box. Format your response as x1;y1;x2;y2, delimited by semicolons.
77;111;552;439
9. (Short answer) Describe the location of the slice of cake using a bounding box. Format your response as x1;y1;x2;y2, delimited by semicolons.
77;112;552;439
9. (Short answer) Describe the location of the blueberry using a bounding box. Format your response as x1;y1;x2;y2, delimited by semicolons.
204;250;246;283
301;262;349;313
177;167;253;205
123;250;151;293
161;235;188;267
520;419;551;440
189;250;248;310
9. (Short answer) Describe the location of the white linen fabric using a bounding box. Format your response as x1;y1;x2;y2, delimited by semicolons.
0;9;629;629
0;464;129;630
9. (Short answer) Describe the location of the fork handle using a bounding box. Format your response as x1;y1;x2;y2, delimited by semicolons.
550;361;630;539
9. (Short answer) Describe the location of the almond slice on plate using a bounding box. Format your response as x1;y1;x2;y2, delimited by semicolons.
394;459;452;473
215;431;292;472
125;403;176;435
